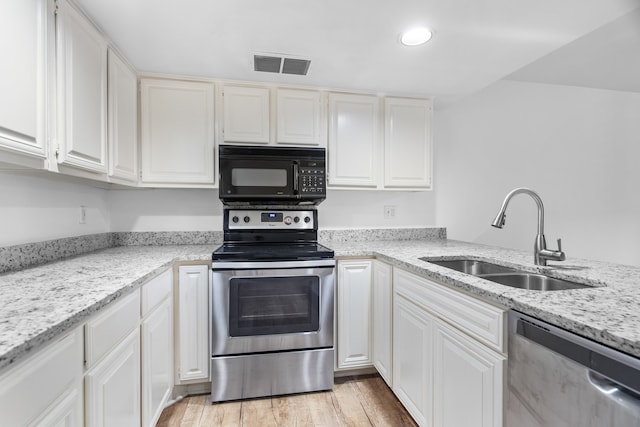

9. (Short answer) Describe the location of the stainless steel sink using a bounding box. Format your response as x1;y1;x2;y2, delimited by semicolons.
422;258;591;291
425;259;518;275
480;273;590;291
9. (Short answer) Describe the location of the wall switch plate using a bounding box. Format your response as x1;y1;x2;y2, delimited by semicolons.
384;205;396;219
79;206;87;224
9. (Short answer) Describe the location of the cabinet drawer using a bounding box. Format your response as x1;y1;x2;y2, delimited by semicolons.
394;268;505;353
141;268;172;318
0;327;83;426
85;290;140;368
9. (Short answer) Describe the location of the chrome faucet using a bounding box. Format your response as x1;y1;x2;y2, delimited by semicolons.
491;188;566;266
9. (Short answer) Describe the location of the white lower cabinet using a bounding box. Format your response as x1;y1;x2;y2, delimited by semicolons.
141;269;173;427
0;327;83;427
336;259;373;369
393;294;434;427
176;264;210;383
433;321;504;427
372;260;393;386
392;267;506;427
85;329;141;427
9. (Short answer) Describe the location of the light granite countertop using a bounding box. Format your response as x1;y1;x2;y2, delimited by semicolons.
2;238;640;373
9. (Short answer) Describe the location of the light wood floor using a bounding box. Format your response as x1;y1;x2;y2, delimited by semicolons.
157;374;417;427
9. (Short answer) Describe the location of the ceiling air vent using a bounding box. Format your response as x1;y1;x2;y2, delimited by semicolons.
282;58;311;75
254;55;282;73
253;54;311;76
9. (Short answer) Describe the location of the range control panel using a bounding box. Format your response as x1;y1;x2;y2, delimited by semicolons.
226;210;315;230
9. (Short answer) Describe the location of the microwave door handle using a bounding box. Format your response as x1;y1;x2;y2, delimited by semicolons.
293;163;300;194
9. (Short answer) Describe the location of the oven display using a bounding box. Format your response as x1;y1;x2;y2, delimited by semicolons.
261;212;283;222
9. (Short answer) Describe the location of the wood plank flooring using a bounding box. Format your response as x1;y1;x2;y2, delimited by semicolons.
157;374;417;427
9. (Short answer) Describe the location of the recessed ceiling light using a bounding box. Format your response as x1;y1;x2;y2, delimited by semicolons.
400;27;433;46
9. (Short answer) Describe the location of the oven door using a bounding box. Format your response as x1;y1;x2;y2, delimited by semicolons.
211;260;335;356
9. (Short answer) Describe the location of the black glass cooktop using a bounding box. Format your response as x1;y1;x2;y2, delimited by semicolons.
212;242;334;262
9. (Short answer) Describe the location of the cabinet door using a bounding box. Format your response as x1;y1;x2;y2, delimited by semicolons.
384;97;432;188
336;259;373;369
223;85;270;143
85;329;141;427
29;385;83;427
141;298;172;427
372;260;393;386
0;0;49;164
328;93;379;187
276;89;323;146
176;264;210;383
0;328;83;427
393;294;433;427
56;0;108;173
433;320;504;427
108;49;138;183
140;79;215;185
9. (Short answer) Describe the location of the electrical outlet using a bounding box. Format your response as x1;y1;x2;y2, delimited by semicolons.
79;206;87;224
384;205;396;219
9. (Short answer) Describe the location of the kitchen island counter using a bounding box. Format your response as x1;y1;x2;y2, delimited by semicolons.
2;238;640;372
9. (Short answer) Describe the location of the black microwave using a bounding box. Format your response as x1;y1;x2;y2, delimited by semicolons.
218;145;326;205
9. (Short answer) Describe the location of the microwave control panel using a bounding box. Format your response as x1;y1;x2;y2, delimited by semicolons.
299;167;325;195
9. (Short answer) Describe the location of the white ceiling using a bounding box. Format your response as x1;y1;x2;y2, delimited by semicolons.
506;7;640;93
75;0;640;104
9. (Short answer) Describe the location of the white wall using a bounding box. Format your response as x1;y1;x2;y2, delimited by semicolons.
107;187;437;232
434;80;640;266
108;188;223;232
320;189;436;229
0;171;110;246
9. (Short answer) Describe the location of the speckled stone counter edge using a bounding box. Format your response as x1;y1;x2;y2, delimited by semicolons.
0;227;445;273
0;233;114;274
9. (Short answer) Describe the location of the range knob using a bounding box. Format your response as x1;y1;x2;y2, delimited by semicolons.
294;216;300;223
232;216;239;223
304;216;311;223
284;216;293;225
243;216;250;223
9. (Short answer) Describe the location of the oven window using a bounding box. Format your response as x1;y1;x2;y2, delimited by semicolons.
229;276;320;337
231;168;287;187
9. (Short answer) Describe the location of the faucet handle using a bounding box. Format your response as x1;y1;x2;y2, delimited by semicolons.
557;238;562;251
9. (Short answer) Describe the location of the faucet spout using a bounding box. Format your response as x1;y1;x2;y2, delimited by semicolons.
491;188;544;234
491;188;565;266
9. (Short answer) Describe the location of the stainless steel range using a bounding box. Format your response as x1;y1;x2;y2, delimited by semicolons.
210;208;335;402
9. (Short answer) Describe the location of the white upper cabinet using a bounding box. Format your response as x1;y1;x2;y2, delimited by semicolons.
55;0;108;174
140;78;215;186
107;49;138;183
384;97;432;189
276;89;324;146
328;93;379;187
223;85;270;143
0;0;51;167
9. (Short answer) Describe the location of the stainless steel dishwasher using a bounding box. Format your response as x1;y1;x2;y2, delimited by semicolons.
507;310;640;427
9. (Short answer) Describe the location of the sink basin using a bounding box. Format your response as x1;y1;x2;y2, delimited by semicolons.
480;273;590;291
422;258;590;291
424;259;518;275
